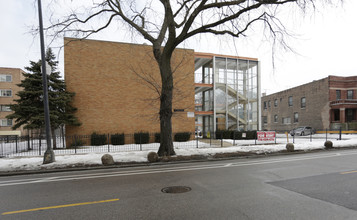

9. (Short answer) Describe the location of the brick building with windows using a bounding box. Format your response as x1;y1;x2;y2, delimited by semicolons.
64;38;261;137
0;67;26;136
261;76;357;132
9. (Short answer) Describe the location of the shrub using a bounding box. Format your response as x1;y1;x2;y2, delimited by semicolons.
174;132;191;142
134;132;150;144
91;132;107;146
324;140;333;149
246;131;257;140
111;133;125;145
147;152;159;163
286;143;294;152
69;138;85;148
215;130;232;139
154;133;160;143
232;131;242;140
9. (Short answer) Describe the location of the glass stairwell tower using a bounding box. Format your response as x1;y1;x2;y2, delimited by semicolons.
194;53;261;136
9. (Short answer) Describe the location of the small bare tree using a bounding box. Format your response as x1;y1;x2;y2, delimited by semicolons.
48;0;341;156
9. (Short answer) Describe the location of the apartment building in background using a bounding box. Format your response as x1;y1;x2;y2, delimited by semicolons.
0;67;26;136
64;38;261;137
261;76;357;132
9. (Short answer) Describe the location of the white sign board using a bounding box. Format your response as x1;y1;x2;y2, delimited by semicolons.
187;112;194;118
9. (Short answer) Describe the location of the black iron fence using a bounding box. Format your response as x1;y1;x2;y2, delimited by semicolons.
0;130;353;158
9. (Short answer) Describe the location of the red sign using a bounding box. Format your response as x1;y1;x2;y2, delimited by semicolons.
257;131;276;142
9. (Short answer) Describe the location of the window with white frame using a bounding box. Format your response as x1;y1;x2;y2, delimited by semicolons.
0;89;12;97
0;74;12;82
274;115;278;123
288;96;293;107
301;97;306;108
263;116;267;124
347;90;354;99
282;117;291;124
294;112;299;123
1;105;11;112
0;119;12;127
274;99;278;107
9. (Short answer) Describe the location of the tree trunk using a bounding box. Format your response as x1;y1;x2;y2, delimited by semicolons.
157;55;175;157
51;127;57;149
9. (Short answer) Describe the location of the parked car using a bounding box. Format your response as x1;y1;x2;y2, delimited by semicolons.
290;126;315;136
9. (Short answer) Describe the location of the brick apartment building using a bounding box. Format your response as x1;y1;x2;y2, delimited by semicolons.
0;67;26;136
261;76;357;132
64;38;261;137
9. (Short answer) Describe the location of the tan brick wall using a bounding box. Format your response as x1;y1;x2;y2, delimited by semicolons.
0;68;26;135
64;38;195;136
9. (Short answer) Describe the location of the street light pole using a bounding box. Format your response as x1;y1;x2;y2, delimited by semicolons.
38;0;55;164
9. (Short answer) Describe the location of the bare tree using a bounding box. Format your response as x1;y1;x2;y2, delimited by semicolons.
48;0;341;156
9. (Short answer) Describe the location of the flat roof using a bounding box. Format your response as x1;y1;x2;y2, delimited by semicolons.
194;52;258;61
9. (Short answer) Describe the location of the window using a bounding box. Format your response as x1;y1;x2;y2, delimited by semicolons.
333;109;340;121
336;90;341;100
0;105;11;112
274;99;278;107
288;96;293;107
274;115;278;123
346;109;356;122
263;116;267;124
0;74;12;82
264;101;267;109
282;117;291;124
301;97;306;108
0;119;12;127
268;100;271;108
347;90;354;99
294;112;299;123
0;89;12;97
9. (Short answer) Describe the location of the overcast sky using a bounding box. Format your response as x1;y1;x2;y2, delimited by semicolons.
1;0;356;95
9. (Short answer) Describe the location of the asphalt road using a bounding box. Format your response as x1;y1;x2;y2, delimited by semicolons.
1;149;357;220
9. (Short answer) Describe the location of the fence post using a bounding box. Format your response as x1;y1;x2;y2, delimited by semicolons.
74;135;77;154
326;128;328;142
27;135;31;150
108;133;110;152
255;132;257;145
62;126;65;148
310;132;312;142
221;134;223;147
275;131;277;144
210;131;212;146
293;133;295;144
140;133;142;151
339;127;342;140
196;134;198;148
233;131;236;146
39;135;42;156
15;136;18;153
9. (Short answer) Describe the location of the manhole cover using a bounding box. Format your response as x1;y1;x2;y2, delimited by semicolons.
161;186;191;194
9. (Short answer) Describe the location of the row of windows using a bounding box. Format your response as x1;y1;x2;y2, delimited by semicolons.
0;74;12;82
0;119;12;127
336;90;354;100
0;105;11;112
264;97;306;109
0;89;12;97
263;112;299;125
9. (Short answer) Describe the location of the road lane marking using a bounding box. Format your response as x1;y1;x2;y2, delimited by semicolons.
1;151;357;187
2;198;119;215
340;170;357;175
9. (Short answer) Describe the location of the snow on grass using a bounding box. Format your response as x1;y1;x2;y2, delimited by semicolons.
0;133;356;172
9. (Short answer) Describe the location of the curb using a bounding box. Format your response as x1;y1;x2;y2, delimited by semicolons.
1;146;355;177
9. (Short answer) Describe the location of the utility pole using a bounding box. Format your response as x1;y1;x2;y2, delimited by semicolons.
38;0;55;164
